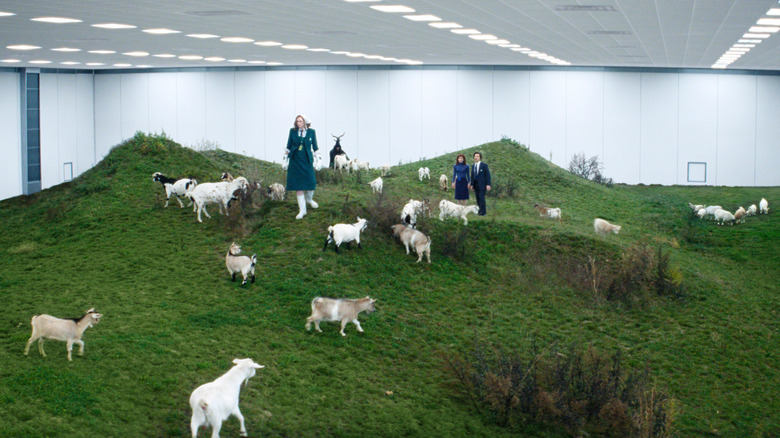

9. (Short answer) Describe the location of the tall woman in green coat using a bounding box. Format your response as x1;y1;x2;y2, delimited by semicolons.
285;115;319;219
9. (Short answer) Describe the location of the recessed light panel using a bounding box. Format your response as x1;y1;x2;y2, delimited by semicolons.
92;23;136;29
451;28;480;35
1;59;21;63
248;60;266;64
469;34;497;40
738;39;762;43
135;65;153;68
404;14;441;21
29;60;52;64
254;41;283;46
89;50;116;54
743;33;770;38
228;59;246;62
0;12;16;17
749;26;779;33
429;22;461;29
123;51;149;57
153;53;176;58
757;18;780;26
266;62;283;66
768;8;780;16
31;17;82;24
370;5;416;13
187;34;219;39
86;62;105;66
61;61;80;65
113;63;132;67
486;39;511;45
179;55;203;60
52;47;81;52
306;48;330;52
221;37;254;43
143;28;180;34
281;44;308;50
204;57;225;62
7;44;41;50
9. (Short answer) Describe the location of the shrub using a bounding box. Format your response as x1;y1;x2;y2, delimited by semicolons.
342;192;404;237
445;341;676;437
569;153;613;187
433;226;472;261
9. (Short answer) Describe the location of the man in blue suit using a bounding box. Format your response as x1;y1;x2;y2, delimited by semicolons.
469;151;491;216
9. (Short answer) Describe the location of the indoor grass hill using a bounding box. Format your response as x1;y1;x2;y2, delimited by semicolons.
0;133;777;437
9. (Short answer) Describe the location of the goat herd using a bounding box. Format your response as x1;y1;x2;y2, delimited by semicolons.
20;162;771;437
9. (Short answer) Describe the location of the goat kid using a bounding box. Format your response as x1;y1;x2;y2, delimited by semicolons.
24;308;102;361
226;243;256;285
305;296;376;336
418;167;430;181
266;183;286;201
380;164;391;177
333;154;349;172
439;199;479;225
439;174;448;191
152;172;198;208
323;217;368;253
391;224;431;263
759;198;769;214
594;218;622;236
368;177;383;194
401;199;430;228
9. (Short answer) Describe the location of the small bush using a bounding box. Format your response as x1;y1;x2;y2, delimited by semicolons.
488;177;519;198
433;226;472;261
445;341;676;437
569;153;613;187
342;192;404;237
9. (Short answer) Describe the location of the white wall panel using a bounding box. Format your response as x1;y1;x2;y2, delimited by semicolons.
640;73;678;185
39;74;60;189
421;70;457;160
94;74;121;159
457;69;493;151
603;72;640;184
120;74;149;139
325;70;358;162
388;69;422;166
566;71;604;165
75;74;94;177
235;71;265;160
175;72;206;148
56;74;78;185
493;70;530;146
716;75;756;187
294;70;327;142
148;72;177;138
677;74;717;185
265;71;296;163
0;72;21;200
205;71;236;151
529;70;566;167
755;76;780;187
357;70;390;166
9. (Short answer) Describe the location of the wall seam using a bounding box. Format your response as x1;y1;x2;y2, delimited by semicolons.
753;75;758;187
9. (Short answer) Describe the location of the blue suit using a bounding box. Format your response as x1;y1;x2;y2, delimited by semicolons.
471;162;491;215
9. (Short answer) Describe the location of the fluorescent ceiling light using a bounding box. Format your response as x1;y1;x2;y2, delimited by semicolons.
51;47;81;52
429;22;461;29
344;0;380;2
757;18;780;26
204;57;225;62
743;33;770;38
29;60;52;64
451;28;480;35
711;65;727;69
307;48;330;52
346;52;366;57
281;44;308;50
135;65;153;68
89;50;115;54
7;44;41;50
61;61;80;65
405;60;424;65
187;33;219;39
228;59;246;62
0;12;16;17
143;28;180;34
31;17;82;24
266;62;283;66
248;60;266;64
86;62;105;66
1;59;21;63
486;39;511;45
123;51;149;57
404;14;441;21
113;63;132;67
749;26;779;33
500;44;522;48
767;8;780;16
364;55;383;59
331;51;350;55
738;39;762;43
729;47;750;51
469;34;497;40
221;37;254;43
379;57;396;61
92;23;136;29
370;5;416;13
733;43;755;47
153;53;176;58
255;41;283;46
178;55;203;60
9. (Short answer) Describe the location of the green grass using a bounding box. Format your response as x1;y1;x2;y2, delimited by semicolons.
0;133;777;437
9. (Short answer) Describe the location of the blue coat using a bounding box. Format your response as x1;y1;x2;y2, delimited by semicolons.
286;128;318;191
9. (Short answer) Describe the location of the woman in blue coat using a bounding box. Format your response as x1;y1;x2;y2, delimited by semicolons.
452;154;470;205
285;115;319;219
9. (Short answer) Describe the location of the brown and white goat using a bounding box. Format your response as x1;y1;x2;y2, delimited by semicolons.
305;296;376;336
391;224;431;263
24;308;103;361
226;243;256;285
534;203;562;221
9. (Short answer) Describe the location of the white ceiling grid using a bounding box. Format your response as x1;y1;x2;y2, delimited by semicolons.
0;0;778;70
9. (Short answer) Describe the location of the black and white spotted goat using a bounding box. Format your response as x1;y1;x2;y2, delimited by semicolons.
152;172;198;208
226;242;256;285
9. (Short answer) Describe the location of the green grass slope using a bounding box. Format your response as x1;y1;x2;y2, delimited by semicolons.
0;133;777;437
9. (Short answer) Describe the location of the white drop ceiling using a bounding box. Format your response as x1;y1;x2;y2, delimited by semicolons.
1;0;779;71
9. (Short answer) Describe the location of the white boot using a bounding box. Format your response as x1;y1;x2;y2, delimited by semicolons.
305;190;319;209
296;194;307;219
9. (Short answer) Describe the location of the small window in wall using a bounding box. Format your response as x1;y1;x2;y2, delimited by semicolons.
687;162;706;183
64;162;73;182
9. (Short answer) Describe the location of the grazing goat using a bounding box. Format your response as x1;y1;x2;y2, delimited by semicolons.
333;154;349;172
266;183;285;201
305;296;376;336
688;203;704;213
391;224;431;263
350;159;370;172
189;358;264;438
439;199;479;225
323;217;368;253
187;179;248;223
746;204;757;216
439;174;448;191
226;243;256;285
380;164;391;177
152;172;198;208
418;167;430;181
24;308;102;361
704;205;723;220
534;203;562;221
696;208;706;219
714;208;735;226
401;199;430;228
733;206;746;224
759;198;769;214
220;172;234;182
594;218;621;236
368;177;383;194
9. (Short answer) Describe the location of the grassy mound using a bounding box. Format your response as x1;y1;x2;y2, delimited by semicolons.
0;133;777;437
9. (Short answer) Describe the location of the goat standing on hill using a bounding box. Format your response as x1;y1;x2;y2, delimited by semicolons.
306;296;376;336
594;218;621;236
439;199;479;225
369;177;383;194
391;224;431;263
152;172;198;208
534;203;562;221
323;217;368;253
401;199;430;228
24;308;102;361
418;167;430;181
226;243;256;285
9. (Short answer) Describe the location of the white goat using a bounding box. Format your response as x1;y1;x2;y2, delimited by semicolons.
226;243;256;285
746;204;757;216
704;205;723;220
368;177;383;194
350;159;370;172
266;183;285;201
323;217;368;253
439;199;479;225
418;167;430;181
759;198;769;214
380;164;392;177
187;179;248;223
594;218;622;236
439;174;448;191
391;224;431;263
696;208;706;219
401;199;430;228
688;203;704;213
24;308;102;361
152;172;198;208
534;203;562;221
714;208;735;225
305;296;376;336
189;358;264;438
333;154;349;172
220;172;234;182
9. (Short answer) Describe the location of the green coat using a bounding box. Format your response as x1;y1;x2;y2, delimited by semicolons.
286;128;318;191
